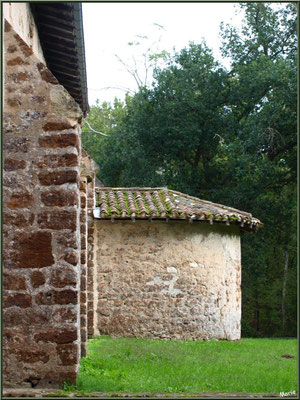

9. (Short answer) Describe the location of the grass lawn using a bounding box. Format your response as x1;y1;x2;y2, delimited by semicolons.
74;336;297;394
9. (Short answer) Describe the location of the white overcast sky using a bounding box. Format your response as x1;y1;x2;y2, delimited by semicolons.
82;2;245;106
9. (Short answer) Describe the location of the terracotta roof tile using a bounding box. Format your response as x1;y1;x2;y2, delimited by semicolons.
94;187;263;231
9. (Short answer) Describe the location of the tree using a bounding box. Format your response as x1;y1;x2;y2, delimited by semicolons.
81;98;126;167
86;2;297;337
219;2;297;337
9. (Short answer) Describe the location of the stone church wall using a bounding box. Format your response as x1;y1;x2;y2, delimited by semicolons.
94;220;241;341
3;20;83;388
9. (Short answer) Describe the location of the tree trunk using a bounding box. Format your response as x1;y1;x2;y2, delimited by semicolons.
282;249;289;335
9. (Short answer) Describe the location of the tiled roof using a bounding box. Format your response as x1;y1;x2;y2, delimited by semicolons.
94;187;262;231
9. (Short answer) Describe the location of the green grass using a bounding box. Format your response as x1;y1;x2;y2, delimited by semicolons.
75;336;297;394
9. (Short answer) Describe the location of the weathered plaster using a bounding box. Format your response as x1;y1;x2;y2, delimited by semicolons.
3;3;46;63
94;220;241;341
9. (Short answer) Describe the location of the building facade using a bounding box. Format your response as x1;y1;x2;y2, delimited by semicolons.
93;188;262;341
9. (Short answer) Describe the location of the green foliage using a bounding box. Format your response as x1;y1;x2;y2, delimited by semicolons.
75;336;297;394
83;2;297;337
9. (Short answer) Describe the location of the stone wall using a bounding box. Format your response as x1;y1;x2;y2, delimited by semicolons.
87;179;99;337
94;220;241;341
3;20;83;388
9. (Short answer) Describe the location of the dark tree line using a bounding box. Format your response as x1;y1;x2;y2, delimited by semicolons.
82;3;297;337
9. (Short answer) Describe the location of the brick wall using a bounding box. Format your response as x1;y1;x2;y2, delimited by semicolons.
3;20;83;388
79;177;88;357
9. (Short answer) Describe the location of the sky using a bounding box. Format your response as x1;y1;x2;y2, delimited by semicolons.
82;2;245;106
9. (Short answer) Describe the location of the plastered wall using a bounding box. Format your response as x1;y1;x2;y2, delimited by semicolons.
94;220;242;341
3;3;46;64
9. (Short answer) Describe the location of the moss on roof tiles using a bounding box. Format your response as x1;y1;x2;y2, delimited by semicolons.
94;187;263;231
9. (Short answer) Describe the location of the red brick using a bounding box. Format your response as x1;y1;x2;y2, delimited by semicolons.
81;304;87;314
80;224;86;234
80;291;87;303
30;270;46;288
64;252;78;266
38;210;77;231
57;344;78;366
39;133;79;149
35;328;77;344
13;231;54;268
81;252;87;265
41;190;78;207
4;293;32;308
7;192;34;209
3;273;26;290
81;235;87;248
50;268;77;288
38;170;78;186
35;290;78;305
42;121;75;131
17;350;49;363
4;158;26;171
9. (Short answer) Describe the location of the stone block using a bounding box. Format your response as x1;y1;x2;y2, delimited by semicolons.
13;231;54;268
42;122;76;132
38;210;77;231
41;190;78;207
3;273;26;290
50;268;77;288
35;290;78;305
30;270;46;288
4;158;26;171
39;133;79;148
36;154;78;168
35;328;77;344
7;192;34;210
17;351;49;364
63;251;78;266
57;344;78;366
38;170;78;186
56;232;78;249
3;308;51;326
4;293;32;308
